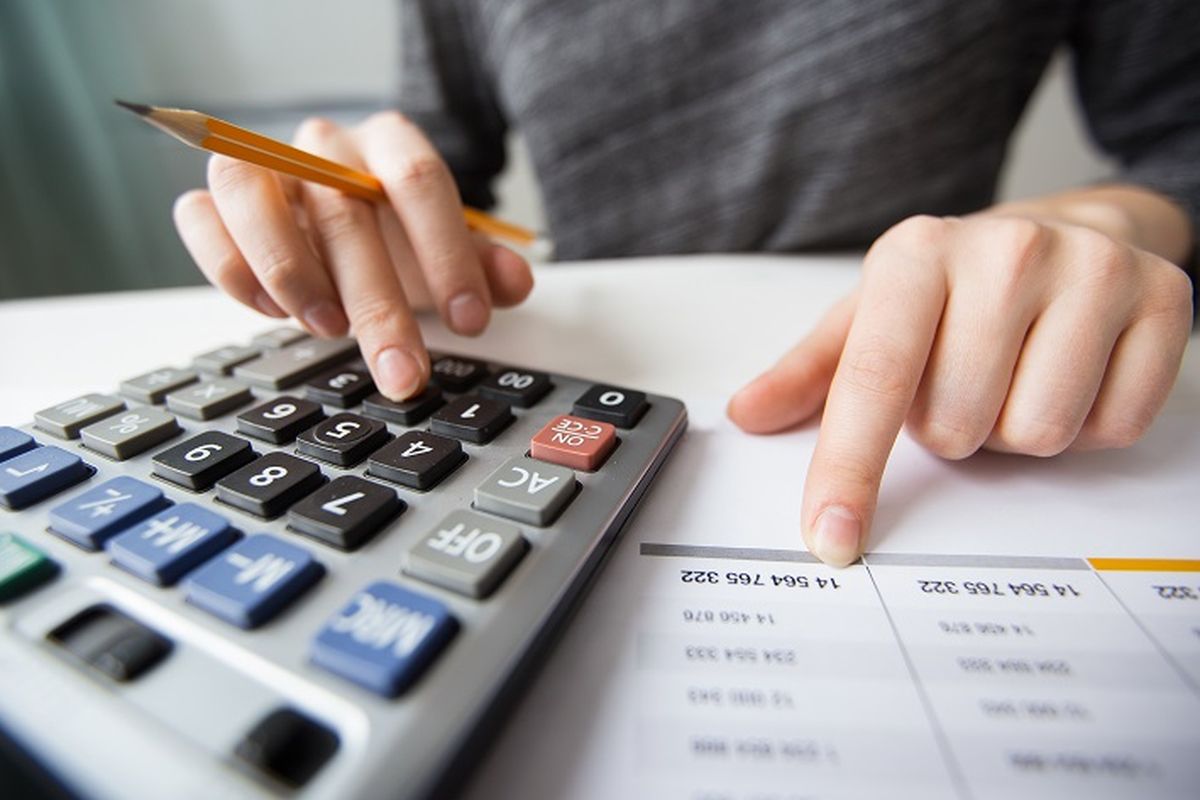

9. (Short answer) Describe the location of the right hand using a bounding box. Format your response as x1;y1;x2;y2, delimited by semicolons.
173;112;534;400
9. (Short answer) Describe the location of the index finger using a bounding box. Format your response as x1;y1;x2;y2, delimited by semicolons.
803;222;948;565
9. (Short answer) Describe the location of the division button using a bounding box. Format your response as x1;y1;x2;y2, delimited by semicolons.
216;452;325;519
478;368;552;407
474;456;576;526
0;446;92;510
120;367;199;404
361;387;444;426
107;503;239;586
0;427;37;462
305;365;375;408
530;414;617;471
296;413;389;467
311;581;457;697
367;431;465;490
184;534;324;629
430;395;513;444
47;605;172;682
234;707;339;790
236;396;324;444
429;355;489;392
287;476;404;551
34;394;126;439
0;533;59;603
165;379;253;420
405;510;527;599
251;327;309;350
49;476;170;550
192;344;260;375
572;384;649;428
80;407;181;461
233;337;358;390
152;431;257;491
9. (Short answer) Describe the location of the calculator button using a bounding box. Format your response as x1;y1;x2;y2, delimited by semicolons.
361;387;444;426
0;533;59;602
429;356;489;392
108;504;239;586
0;427;36;462
430;395;513;444
216;452;325;519
296;413;389;467
405;510;528;599
530;414;617;471
573;385;648;428
152;432;257;491
120;367;199;404
234;337;358;390
306;366;375;408
234;707;339;790
193;344;260;375
473;456;577;526
80;407;181;460
0;446;91;510
165;379;253;420
287;476;404;551
367;431;465;490
311;581;457;697
237;396;324;444
477;368;552;407
184;534;324;629
251;327;309;349
34;394;126;439
49;477;169;550
48;605;172;682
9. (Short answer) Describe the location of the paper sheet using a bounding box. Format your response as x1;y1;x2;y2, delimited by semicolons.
465;398;1200;800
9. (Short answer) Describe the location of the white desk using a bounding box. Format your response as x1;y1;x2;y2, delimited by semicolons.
3;255;1198;799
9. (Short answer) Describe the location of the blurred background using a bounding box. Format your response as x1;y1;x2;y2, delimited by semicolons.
0;0;1115;300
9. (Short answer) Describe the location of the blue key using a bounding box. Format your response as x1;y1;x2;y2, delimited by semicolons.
0;446;91;510
108;503;238;586
49;477;170;551
0;427;36;463
184;534;323;628
311;581;458;697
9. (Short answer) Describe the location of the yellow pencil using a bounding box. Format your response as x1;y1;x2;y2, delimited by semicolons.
116;100;543;249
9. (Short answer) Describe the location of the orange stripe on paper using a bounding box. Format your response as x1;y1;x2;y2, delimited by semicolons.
1088;558;1200;572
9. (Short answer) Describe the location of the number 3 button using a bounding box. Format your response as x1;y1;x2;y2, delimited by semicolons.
152;431;257;490
216;452;325;519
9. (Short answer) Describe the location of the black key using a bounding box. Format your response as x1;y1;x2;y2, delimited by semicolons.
430;395;513;444
287;475;404;551
236;396;324;444
216;452;324;519
235;707;339;790
305;365;375;408
368;431;465;490
152;431;256;491
477;368;552;407
429;355;489;392
573;384;649;428
361;387;444;426
296;413;389;467
48;605;172;683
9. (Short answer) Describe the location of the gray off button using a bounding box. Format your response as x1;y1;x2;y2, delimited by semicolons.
474;457;576;526
405;510;528;598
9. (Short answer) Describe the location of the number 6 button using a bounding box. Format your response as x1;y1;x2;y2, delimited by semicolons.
237;396;324;444
216;452;324;518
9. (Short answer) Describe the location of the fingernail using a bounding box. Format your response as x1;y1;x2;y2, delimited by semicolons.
303;301;347;336
255;291;285;317
447;292;488;335
812;506;861;567
375;347;423;400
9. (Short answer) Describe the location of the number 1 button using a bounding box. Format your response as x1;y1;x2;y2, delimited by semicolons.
216;452;324;519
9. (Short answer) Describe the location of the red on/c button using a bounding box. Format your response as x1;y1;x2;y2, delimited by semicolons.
530;415;617;471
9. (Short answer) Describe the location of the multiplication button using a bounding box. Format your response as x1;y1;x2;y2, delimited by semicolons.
573;385;648;428
474;456;576;526
405;510;528;598
164;379;253;420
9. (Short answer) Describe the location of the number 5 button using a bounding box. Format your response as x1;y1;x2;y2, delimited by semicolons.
152;431;257;490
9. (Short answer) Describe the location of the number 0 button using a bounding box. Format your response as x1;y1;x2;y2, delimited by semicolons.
572;385;648;428
216;452;325;519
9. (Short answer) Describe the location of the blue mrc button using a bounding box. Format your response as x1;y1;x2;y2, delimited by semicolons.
311;581;457;697
0;446;92;510
184;534;324;629
49;476;169;550
108;503;238;586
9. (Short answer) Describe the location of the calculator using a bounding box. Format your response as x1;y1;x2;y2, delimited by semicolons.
0;329;687;799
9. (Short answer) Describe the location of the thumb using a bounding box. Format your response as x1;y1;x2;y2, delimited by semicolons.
727;292;857;433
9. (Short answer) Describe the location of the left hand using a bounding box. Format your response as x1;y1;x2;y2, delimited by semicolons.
727;210;1194;566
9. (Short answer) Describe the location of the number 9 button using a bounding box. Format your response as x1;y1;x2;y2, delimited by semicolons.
152;431;257;490
216;452;325;519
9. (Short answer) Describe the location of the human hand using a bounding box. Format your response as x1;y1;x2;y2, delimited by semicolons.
728;210;1194;566
173;113;534;400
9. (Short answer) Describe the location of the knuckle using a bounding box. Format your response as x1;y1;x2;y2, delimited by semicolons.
908;414;984;461
309;196;368;244
346;296;406;343
997;414;1077;457
209;252;248;288
988;218;1050;296
206;154;250;195
1092;414;1151;449
252;246;305;293
871;215;953;260
814;448;880;495
839;338;914;401
1145;262;1195;324
386;152;449;193
293;116;339;145
1073;229;1131;288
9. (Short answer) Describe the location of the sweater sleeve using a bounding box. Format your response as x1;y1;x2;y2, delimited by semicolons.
396;0;508;210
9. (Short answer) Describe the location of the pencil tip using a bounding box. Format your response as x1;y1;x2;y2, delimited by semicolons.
114;99;153;116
